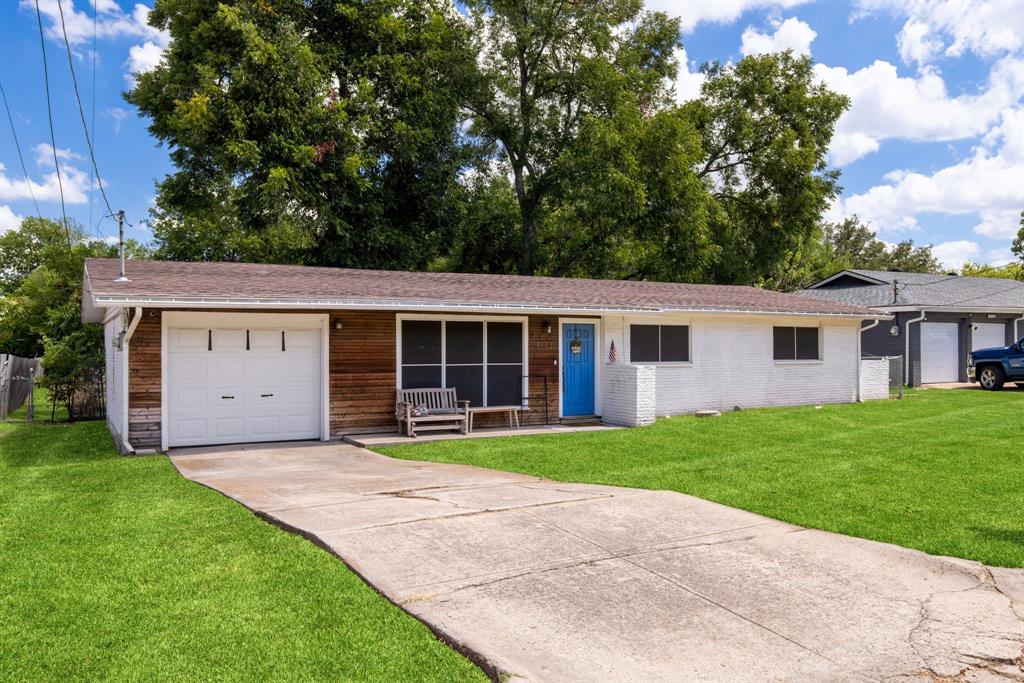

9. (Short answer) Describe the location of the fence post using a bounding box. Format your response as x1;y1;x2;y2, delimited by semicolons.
28;366;35;422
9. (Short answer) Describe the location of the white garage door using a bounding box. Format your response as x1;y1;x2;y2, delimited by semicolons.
972;323;1005;351
167;322;322;448
920;322;959;384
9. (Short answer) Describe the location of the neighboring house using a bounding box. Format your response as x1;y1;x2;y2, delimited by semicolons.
799;269;1024;386
82;258;885;452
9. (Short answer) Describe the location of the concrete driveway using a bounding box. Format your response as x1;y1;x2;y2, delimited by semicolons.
171;443;1024;682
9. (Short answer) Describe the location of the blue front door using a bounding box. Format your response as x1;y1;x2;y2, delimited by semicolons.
562;323;595;416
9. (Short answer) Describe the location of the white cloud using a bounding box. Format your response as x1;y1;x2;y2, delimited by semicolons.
834;108;1024;237
24;0;170;84
24;0;166;46
931;239;980;270
815;56;1024;164
984;246;1015;266
973;208;1022;239
105;107;129;133
0;205;23;233
0;145;91;205
646;0;811;34
740;17;817;57
125;40;166;85
854;0;1024;66
673;46;706;103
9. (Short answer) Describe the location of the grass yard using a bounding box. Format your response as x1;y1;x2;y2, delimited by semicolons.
379;390;1023;568
0;416;486;681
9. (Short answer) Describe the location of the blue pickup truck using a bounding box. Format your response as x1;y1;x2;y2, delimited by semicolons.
967;337;1024;390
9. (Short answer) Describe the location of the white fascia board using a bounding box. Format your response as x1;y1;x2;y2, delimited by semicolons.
90;295;887;319
880;305;1024;314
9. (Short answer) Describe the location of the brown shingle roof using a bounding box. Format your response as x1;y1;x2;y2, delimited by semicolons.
83;258;878;316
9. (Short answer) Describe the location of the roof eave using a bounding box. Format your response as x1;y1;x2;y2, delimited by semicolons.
87;294;884;319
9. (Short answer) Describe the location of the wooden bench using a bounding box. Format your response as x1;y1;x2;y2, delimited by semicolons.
468;406;521;431
396;387;469;438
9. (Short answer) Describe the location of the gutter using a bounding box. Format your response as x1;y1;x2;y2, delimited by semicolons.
89;295;886;320
121;307;143;454
904;310;927;386
856;319;881;401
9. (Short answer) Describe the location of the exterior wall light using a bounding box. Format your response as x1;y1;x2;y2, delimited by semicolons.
889;325;899;336
334;320;343;330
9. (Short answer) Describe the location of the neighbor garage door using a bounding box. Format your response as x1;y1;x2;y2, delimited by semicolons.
166;317;323;448
972;323;1005;352
920;322;959;384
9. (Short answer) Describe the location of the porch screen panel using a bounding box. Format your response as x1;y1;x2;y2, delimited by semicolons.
401;320;442;388
445;321;484;406
486;322;523;406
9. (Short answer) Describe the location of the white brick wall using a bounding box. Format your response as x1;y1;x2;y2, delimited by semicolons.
603;364;656;426
599;313;861;416
859;358;890;401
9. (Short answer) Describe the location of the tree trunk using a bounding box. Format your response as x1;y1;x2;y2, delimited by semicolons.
511;163;537;275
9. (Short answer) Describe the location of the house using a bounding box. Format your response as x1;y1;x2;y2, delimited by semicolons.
798;269;1024;386
81;258;887;453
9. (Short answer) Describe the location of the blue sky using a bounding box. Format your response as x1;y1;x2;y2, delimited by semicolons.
1;0;1022;269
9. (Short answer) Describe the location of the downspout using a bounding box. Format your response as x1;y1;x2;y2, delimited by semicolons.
121;307;143;454
905;310;927;386
857;319;881;402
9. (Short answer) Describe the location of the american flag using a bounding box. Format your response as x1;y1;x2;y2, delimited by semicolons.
608;340;617;364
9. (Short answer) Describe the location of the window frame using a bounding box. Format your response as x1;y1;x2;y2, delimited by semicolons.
772;325;823;363
628;323;692;365
396;314;529;408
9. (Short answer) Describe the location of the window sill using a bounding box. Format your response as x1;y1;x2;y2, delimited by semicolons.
774;359;824;366
629;362;693;368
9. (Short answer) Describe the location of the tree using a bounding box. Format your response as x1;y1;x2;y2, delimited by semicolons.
460;0;680;274
961;261;1024;282
0;218;149;359
765;216;942;291
690;53;849;285
130;0;472;270
1013;211;1023;262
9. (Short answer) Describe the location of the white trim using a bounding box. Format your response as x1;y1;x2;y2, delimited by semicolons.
807;270;888;289
880;305;1021;314
160;311;330;451
395;313;530;409
89;294;887;319
122;307;142;453
558;317;603;418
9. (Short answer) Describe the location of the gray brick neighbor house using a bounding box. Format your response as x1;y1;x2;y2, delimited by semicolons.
799;269;1024;386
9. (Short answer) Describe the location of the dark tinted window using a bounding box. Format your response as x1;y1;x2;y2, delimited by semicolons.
402;320;441;364
773;327;794;360
660;326;689;362
631;325;688;362
487;364;522;406
446;321;483;364
487;322;522;363
446;365;483;407
774;327;819;360
631;325;660;362
401;365;442;388
795;327;819;360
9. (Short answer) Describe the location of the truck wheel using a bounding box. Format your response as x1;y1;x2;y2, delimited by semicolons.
977;365;1005;391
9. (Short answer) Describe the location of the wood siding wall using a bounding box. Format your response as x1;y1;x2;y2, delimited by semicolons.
125;309;564;447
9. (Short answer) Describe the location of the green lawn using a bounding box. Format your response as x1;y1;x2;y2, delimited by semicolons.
0;417;486;681
380;390;1023;568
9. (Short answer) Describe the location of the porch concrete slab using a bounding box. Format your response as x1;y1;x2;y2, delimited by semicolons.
170;443;1024;683
345;423;617;448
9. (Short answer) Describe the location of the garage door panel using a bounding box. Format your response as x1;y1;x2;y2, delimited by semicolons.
167;321;322;448
212;328;245;351
921;322;959;384
973;323;1005;351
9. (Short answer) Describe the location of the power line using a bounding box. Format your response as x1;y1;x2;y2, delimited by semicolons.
34;0;71;247
88;0;97;235
56;0;115;223
0;79;42;220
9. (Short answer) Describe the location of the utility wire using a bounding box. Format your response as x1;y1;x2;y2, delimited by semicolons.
88;0;97;235
56;0;115;222
34;0;71;247
0;79;42;220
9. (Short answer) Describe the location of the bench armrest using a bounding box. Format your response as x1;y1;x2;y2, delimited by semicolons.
396;401;412;420
457;400;470;413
